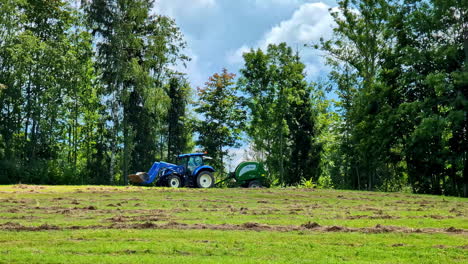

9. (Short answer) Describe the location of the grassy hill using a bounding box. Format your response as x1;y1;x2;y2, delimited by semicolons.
0;185;466;263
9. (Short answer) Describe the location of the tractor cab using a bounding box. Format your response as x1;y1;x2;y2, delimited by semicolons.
176;153;212;175
174;153;215;188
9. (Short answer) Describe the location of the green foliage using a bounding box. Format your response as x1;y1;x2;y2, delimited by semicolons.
195;69;245;171
299;178;316;189
0;0;466;198
0;0;102;184
85;0;189;183
318;0;467;196
317;175;334;189
166;77;194;162
0;0;191;185
239;43;322;185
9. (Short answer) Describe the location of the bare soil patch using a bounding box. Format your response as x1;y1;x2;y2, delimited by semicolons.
106;214;168;223
345;215;400;220
0;222;61;231
392;243;406;247
301;222;321;229
1;221;466;234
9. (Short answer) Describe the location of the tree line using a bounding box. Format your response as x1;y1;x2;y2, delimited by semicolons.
317;0;467;196
0;0;192;185
0;0;466;197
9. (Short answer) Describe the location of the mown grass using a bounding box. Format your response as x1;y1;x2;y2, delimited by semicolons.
0;185;466;263
1;229;467;264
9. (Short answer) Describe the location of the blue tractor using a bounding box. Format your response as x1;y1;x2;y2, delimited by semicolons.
128;153;215;188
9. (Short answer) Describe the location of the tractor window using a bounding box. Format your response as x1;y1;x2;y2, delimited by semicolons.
187;156;203;172
194;156;203;166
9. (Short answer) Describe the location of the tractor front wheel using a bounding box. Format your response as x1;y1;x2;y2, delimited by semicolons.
167;175;182;188
196;171;214;188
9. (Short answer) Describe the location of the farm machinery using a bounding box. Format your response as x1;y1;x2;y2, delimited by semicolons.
129;153;215;188
221;161;270;188
128;153;270;188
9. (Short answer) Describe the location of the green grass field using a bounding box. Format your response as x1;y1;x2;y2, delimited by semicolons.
0;185;466;263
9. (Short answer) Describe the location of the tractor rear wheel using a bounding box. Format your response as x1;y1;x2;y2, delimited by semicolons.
196;171;214;188
167;175;181;188
248;180;262;188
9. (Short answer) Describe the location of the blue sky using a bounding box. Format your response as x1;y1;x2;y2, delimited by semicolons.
157;0;338;88
156;0;338;168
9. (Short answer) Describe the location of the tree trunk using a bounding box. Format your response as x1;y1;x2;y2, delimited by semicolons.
464;153;467;197
123;108;129;186
109;91;118;185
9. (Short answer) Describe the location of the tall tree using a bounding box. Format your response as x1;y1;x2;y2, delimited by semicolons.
166;76;193;161
393;0;467;196
195;69;244;171
239;43;321;185
319;0;400;190
0;0;100;184
320;0;467;196
86;0;188;183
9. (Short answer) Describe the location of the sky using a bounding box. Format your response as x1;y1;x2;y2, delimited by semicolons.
156;0;338;168
156;0;338;88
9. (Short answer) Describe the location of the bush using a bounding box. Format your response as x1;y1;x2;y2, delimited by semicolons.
299;178;316;189
317;175;334;189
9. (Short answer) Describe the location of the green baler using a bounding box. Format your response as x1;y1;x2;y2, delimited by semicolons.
221;161;270;188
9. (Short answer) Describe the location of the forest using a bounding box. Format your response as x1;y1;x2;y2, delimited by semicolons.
0;0;466;197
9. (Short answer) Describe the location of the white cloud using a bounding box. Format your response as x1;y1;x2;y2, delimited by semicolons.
226;45;250;65
226;2;335;78
262;2;332;45
156;0;219;89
